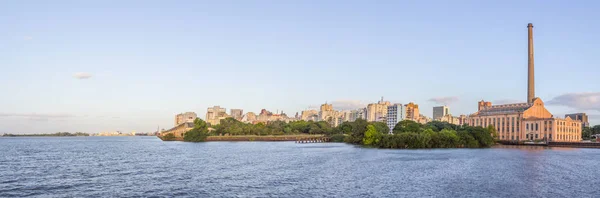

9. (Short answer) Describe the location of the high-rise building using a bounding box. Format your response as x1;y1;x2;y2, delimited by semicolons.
367;97;390;122
301;110;319;121
565;113;589;127
319;103;335;121
404;102;420;121
206;106;227;125
433;106;450;121
356;108;367;120
468;23;582;142
230;109;243;120
174;112;197;126
387;104;405;133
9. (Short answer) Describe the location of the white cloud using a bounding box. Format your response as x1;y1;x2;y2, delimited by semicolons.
330;100;367;111
23;36;33;40
310;100;367;111
546;92;600;111
428;96;458;105
73;72;92;79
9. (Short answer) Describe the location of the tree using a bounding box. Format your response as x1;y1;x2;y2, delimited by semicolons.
591;125;600;135
371;122;390;135
362;125;382;146
582;127;592;140
487;125;499;140
184;118;209;142
393;120;421;134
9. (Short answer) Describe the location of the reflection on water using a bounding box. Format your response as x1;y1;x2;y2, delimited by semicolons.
493;144;579;151
1;137;599;197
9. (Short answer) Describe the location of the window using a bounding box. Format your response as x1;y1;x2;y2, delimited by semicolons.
535;123;538;131
526;123;529;130
535;134;538;139
526;134;529;138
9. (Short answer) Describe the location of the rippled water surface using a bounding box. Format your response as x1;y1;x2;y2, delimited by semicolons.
1;137;600;197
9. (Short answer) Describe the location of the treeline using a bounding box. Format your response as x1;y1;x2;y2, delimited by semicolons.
181;118;497;148
210;118;337;136
2;132;90;137
342;119;497;149
582;125;600;140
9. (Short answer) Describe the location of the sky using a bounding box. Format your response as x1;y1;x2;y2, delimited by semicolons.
1;0;599;134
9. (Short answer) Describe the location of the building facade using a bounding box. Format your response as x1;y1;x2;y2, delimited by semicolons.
469;99;581;142
386;104;405;133
404;102;420;121
565;113;589;128
367;98;390;122
174;112;197;126
433;106;449;121
206;106;227;126
301;110;319;121
230;109;244;121
467;23;582;142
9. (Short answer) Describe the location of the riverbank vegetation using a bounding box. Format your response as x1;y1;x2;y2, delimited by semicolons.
342;120;496;149
178;118;496;148
2;132;90;137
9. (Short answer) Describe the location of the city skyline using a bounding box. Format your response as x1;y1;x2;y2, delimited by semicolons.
1;1;600;133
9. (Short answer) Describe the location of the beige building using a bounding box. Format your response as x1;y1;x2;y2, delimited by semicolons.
301;110;319;121
160;122;195;138
230;109;243;121
174;112;197;126
439;114;460;125
469;99;581;142
468;23;581;142
458;115;468;125
404;102;420;121
242;112;257;123
206;106;228;126
367;97;390;122
319;103;335;121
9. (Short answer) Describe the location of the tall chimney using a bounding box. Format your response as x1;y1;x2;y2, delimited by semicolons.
527;23;535;104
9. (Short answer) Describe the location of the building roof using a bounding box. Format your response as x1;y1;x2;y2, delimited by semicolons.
473;103;532;116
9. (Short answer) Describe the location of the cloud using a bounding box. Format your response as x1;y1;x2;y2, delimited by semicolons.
73;72;92;79
23;36;33;40
428;96;458;105
546;92;600;111
310;100;367;111
330;100;367;110
0;113;76;119
493;99;525;104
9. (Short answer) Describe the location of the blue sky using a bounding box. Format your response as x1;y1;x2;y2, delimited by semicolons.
1;0;599;133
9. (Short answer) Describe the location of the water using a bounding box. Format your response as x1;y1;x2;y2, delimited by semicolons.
1;137;599;197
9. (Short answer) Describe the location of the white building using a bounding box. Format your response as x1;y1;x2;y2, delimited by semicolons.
387;104;405;133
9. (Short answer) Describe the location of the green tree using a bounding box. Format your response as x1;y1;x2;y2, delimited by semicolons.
362;124;382;146
184;118;209;142
393;120;422;134
371;121;390;135
582;127;592;140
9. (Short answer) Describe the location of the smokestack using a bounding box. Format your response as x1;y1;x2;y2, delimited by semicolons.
527;23;535;104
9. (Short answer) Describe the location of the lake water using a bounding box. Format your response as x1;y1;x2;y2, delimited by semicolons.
1;137;599;197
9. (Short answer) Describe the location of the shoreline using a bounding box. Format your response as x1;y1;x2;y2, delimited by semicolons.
159;134;326;142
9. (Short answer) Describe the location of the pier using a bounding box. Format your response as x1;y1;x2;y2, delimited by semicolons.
295;137;330;143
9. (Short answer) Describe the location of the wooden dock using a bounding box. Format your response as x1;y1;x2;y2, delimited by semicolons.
295;137;330;143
